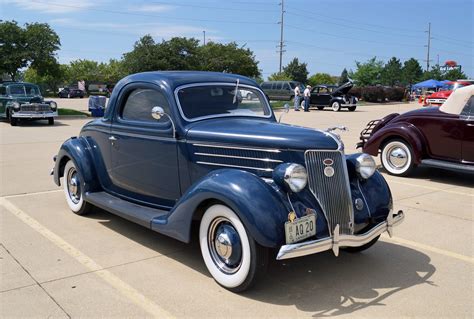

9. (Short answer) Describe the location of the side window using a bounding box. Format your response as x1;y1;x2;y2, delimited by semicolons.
261;83;271;90
283;82;291;90
0;87;6;96
461;96;474;117
121;88;170;123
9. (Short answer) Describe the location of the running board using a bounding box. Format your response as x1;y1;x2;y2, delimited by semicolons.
421;159;474;173
85;191;168;228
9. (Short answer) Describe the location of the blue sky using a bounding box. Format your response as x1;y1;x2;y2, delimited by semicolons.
1;0;473;78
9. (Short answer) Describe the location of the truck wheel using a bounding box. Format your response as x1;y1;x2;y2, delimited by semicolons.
63;160;93;215
342;236;380;253
199;204;268;292
331;101;341;112
348;106;357;111
48;118;55;125
10;114;18;126
381;139;416;176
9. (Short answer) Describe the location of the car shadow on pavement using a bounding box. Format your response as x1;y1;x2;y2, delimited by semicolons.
380;166;474;188
89;208;435;316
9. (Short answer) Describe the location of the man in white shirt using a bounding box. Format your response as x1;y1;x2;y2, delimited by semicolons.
293;85;301;111
303;85;311;112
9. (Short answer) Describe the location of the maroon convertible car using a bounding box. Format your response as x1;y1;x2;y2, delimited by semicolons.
358;85;474;176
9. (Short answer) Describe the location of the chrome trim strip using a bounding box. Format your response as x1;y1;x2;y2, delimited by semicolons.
193;143;281;153
277;210;404;260
196;161;274;172
194;152;283;163
174;82;273;122
12;112;57;118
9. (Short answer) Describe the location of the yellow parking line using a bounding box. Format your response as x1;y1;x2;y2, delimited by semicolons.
382;234;474;265
0;197;174;319
385;179;473;197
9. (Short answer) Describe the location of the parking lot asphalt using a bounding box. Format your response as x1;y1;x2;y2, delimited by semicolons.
1;100;473;318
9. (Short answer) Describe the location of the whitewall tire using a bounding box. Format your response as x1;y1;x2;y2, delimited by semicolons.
381;140;415;176
62;160;93;215
199;204;267;292
332;101;341;112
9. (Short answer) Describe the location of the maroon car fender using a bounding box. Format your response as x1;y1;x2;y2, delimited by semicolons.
362;122;426;164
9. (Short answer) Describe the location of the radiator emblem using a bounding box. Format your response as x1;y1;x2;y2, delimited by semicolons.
323;158;335;177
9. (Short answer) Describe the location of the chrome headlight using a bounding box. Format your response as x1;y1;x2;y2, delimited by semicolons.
50;101;57;111
12;101;20;111
273;163;308;193
355;153;376;179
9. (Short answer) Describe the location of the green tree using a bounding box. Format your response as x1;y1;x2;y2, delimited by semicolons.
67;59;102;83
352;57;384;86
381;57;402;86
421;65;443;81
339;68;349;85
122;35;163;74
443;68;467;81
282;58;308;83
98;59;127;83
0;21;60;81
24;62;67;94
401;58;423;85
307;73;335;86
267;72;292;81
199;41;260;77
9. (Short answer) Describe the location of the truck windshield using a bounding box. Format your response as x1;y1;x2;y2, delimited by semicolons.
9;85;40;96
177;84;272;121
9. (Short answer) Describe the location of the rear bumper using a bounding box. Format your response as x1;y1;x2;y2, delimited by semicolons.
12;111;58;118
277;210;404;260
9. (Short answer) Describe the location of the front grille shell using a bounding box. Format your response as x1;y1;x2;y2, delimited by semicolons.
20;104;52;112
304;150;354;235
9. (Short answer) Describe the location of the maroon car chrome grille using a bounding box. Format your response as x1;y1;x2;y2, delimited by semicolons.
304;150;354;235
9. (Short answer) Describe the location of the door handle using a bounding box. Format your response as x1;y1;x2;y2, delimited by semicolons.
109;136;117;141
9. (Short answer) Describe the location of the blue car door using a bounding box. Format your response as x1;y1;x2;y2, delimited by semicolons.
109;84;180;209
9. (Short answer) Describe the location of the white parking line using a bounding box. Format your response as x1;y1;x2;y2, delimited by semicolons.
4;189;63;198
385;179;473;197
0;197;174;319
381;234;474;265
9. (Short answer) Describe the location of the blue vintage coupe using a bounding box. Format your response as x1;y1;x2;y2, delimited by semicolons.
52;71;404;292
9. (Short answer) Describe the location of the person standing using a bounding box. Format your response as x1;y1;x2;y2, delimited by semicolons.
303;85;311;112
293;84;301;111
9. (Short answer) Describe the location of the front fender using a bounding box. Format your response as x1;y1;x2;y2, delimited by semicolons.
53;137;100;192
151;169;290;248
362;122;425;164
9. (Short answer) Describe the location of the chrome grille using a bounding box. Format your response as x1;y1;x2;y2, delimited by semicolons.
193;143;282;172
20;104;51;112
305;150;354;235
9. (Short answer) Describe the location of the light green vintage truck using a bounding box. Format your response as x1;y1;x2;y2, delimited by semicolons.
0;81;58;126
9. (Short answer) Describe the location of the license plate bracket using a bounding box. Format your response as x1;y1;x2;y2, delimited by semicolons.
284;213;316;244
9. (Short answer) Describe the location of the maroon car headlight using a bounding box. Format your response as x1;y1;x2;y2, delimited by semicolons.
355;153;376;179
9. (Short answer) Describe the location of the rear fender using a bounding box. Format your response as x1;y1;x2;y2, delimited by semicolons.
362;122;425;164
151;169;290;248
53;137;100;192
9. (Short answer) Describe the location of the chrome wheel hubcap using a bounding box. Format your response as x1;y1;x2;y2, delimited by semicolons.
208;217;242;274
67;168;81;204
388;146;408;169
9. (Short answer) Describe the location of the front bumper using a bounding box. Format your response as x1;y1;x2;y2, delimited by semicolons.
342;103;357;107
277;210;404;260
12;111;58;119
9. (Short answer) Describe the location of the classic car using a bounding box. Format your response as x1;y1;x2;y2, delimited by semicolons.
309;82;358;111
58;87;85;99
52;71;404;292
423;80;471;106
358;84;474;176
0;81;58;126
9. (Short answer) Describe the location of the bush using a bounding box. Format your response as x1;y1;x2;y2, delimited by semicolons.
384;87;405;101
350;86;362;99
361;86;386;102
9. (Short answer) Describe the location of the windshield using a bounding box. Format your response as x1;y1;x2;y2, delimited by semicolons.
177;84;272;121
441;83;466;91
9;84;40;96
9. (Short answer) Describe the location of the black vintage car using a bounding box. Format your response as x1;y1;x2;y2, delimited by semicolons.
310;82;358;112
58;88;85;98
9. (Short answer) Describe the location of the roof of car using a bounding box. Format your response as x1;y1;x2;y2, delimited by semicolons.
115;71;259;92
0;81;37;86
440;84;474;115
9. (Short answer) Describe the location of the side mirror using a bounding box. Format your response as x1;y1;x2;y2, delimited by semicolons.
151;106;165;120
151;106;176;139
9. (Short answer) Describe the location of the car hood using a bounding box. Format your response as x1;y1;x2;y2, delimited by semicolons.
186;118;339;151
333;82;354;95
427;91;451;98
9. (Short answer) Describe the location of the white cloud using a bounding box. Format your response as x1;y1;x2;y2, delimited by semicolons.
3;0;97;13
131;4;174;13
